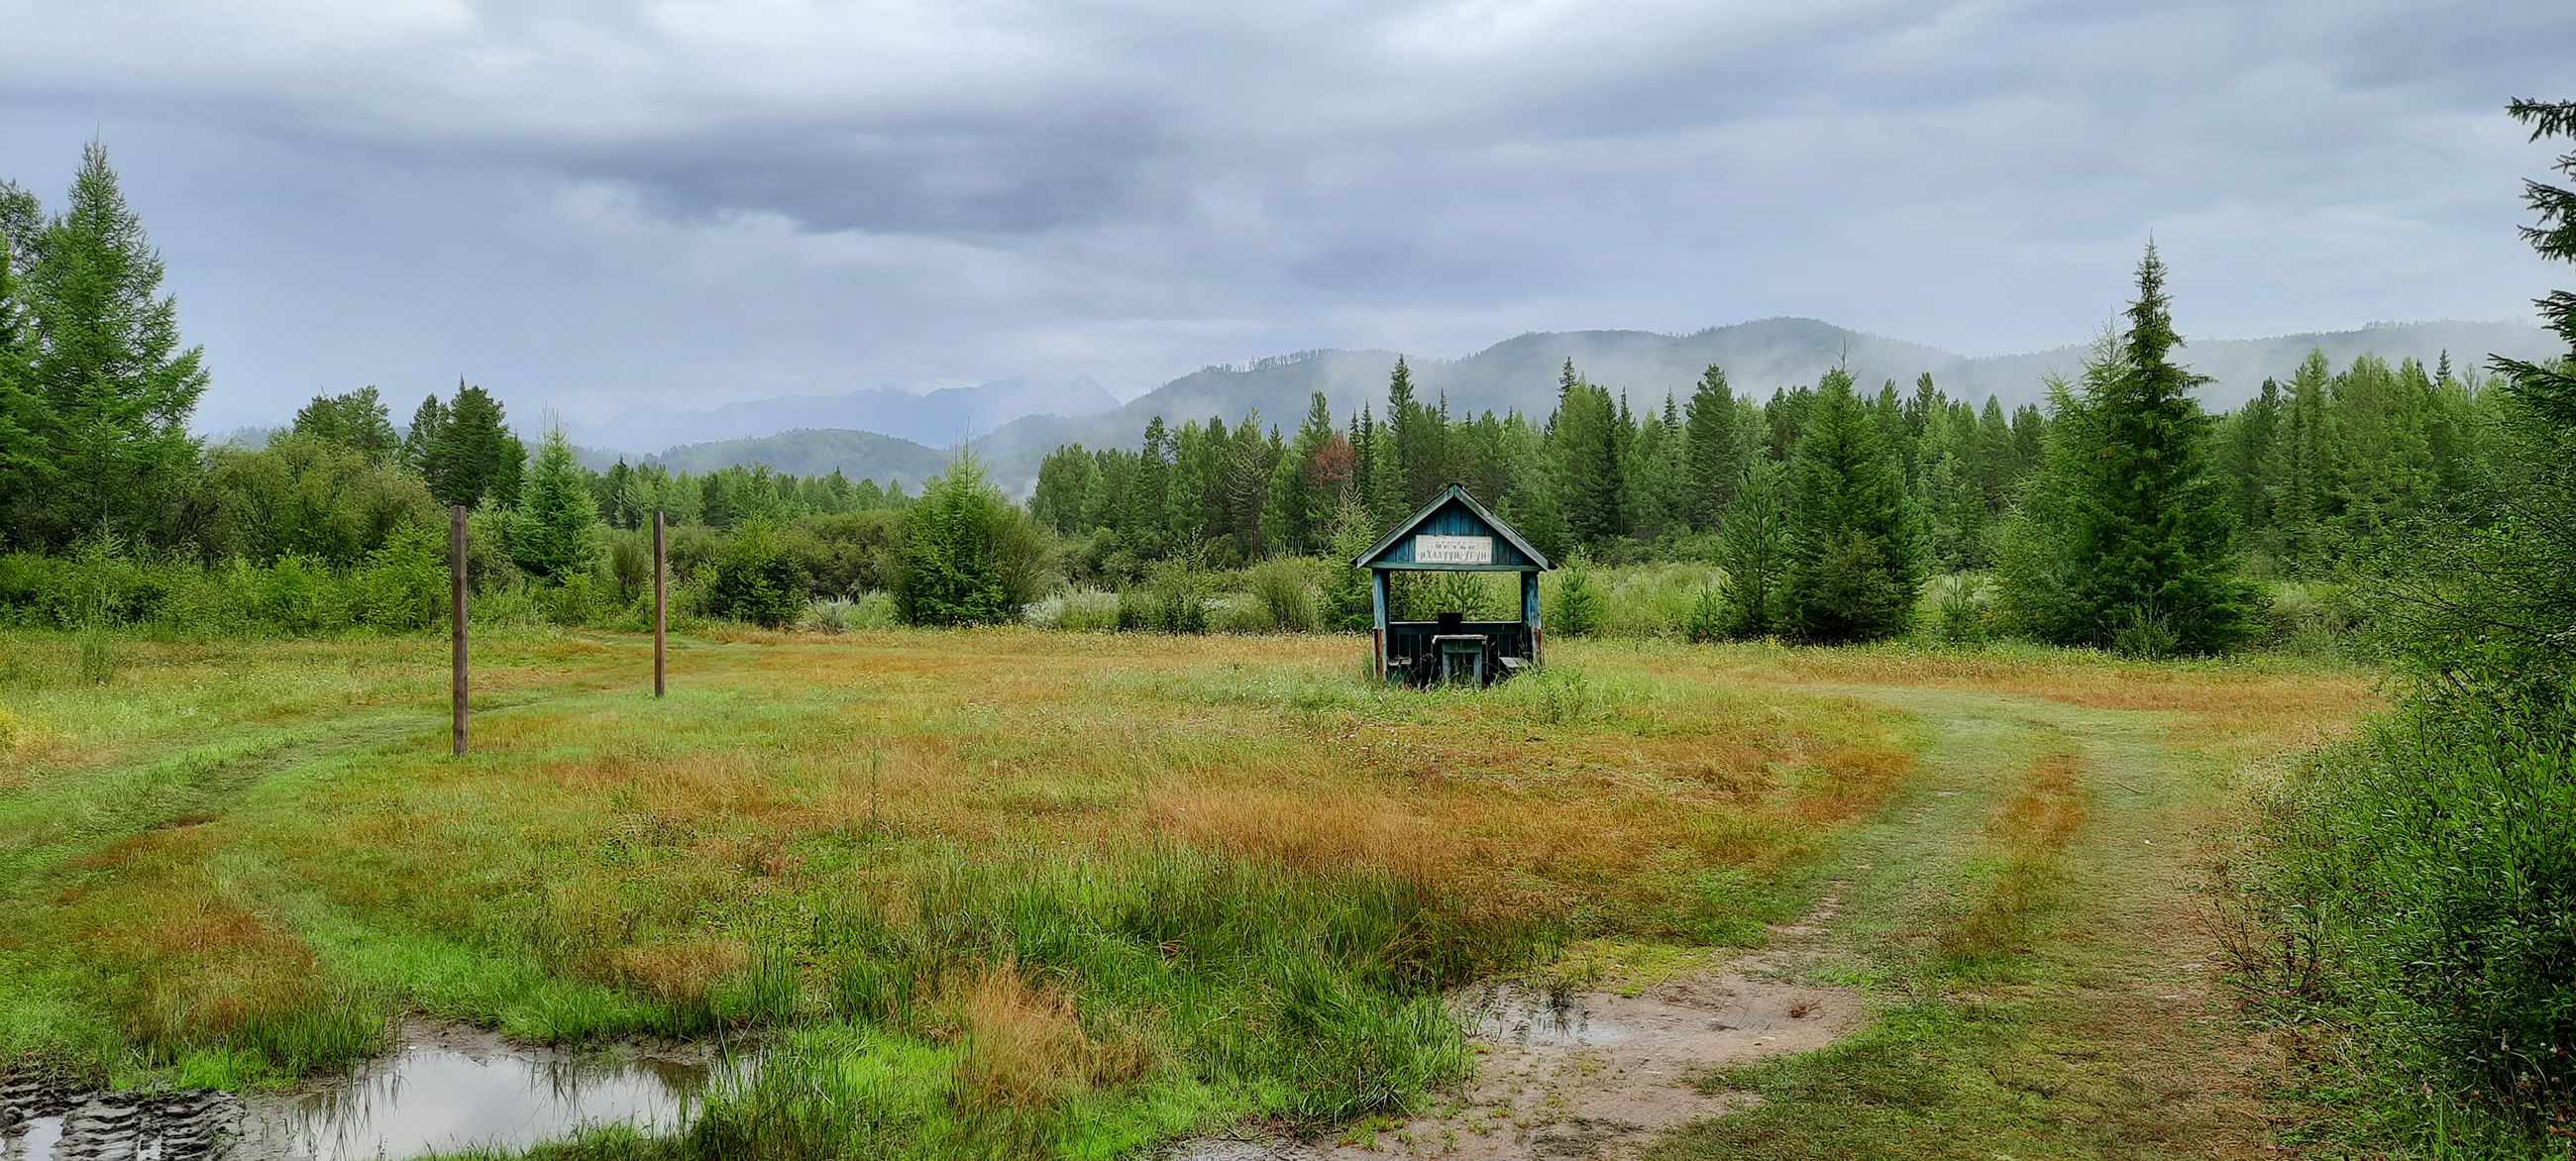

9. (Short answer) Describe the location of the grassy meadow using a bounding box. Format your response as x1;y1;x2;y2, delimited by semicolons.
0;624;2379;1158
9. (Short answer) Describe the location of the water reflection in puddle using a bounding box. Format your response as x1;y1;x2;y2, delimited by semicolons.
236;1037;722;1161
0;1031;734;1161
1457;984;1640;1048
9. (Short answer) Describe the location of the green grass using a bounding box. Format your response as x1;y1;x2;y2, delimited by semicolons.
0;626;1936;1158
1647;678;2373;1160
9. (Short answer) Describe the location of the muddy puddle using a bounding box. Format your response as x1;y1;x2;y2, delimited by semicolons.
0;1023;736;1161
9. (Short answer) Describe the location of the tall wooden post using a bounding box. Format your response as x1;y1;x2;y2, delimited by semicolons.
1370;569;1391;679
450;504;469;755
652;508;667;698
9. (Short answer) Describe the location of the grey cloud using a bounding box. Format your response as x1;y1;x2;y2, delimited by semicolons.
0;0;2563;431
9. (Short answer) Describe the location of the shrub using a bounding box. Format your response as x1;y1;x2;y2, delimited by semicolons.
256;554;351;634
1026;588;1117;632
800;596;858;634
707;519;806;629
606;532;651;605
356;523;449;630
1247;557;1321;632
1205;592;1272;633
547;571;603;627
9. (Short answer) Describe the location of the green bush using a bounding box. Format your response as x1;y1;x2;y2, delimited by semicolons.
707;519;807;629
1546;552;1600;638
1026;588;1117;631
1247;557;1321;632
2258;704;2576;1143
356;524;450;630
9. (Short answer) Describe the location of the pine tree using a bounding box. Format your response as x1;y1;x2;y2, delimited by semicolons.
289;386;399;459
1682;364;1742;529
1546;359;1625;551
1716;458;1789;637
427;382;523;509
2007;244;2255;653
1781;368;1922;643
1261;392;1335;555
18;141;207;546
900;454;1016;626
513;424;599;581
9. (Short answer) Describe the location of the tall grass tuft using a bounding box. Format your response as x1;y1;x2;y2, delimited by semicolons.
76;627;118;685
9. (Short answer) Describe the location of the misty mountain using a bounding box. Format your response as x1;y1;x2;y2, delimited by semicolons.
574;375;1119;454
642;428;954;486
595;317;2557;495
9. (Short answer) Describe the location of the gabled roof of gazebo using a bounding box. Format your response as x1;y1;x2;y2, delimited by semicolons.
1353;483;1553;571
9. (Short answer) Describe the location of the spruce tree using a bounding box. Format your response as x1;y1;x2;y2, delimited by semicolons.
1682;364;1741;529
513;425;599;581
1261;392;1335;555
2014;244;2255;653
1545;359;1624;552
427;382;523;509
18;141;207;546
1781;368;1922;643
1716;458;1789;637
1385;357;1448;509
900;454;1014;626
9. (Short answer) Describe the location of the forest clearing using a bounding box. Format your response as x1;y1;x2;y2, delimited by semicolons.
0;626;2379;1158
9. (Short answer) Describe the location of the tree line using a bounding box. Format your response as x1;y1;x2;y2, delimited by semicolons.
1032;253;2502;650
0;139;2516;657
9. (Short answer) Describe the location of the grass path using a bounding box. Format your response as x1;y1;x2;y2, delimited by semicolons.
1650;680;2308;1160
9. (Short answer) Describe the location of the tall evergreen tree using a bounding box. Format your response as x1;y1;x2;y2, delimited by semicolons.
1261;392;1335;555
513;424;599;581
1716;458;1790;637
424;382;523;510
17;141;207;546
1682;364;1742;529
1546;359;1625;551
2216;376;2282;544
1781;368;1922;643
2001;244;2255;653
0;179;50;537
1028;444;1098;535
2268;351;2333;564
1385;356;1448;508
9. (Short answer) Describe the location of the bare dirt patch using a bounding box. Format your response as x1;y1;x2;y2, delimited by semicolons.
1163;940;1858;1161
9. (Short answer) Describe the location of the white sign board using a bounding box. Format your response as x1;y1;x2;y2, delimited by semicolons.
1414;534;1494;565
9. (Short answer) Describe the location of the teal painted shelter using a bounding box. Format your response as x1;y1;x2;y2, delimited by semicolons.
1352;484;1554;685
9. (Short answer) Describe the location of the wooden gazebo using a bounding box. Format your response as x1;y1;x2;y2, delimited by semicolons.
1353;484;1554;686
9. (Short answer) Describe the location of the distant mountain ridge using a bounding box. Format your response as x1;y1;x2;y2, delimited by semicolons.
601;317;2559;495
572;375;1119;455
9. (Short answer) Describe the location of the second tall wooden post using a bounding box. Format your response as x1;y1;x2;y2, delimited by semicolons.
451;503;468;755
652;508;667;698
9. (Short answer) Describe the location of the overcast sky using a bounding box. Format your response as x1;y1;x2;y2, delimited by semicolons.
2;0;2564;431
